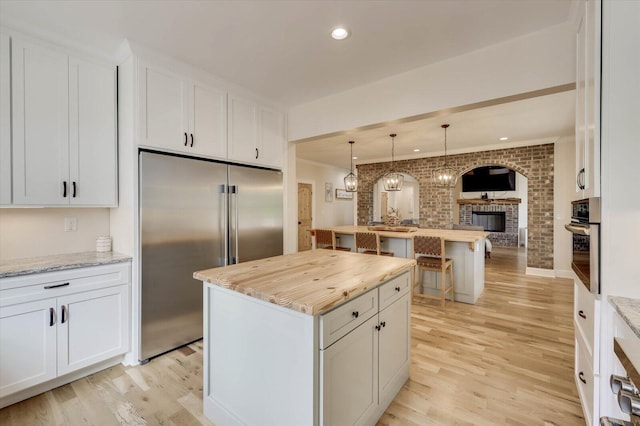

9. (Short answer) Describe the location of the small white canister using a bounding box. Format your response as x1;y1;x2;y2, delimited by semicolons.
96;236;112;253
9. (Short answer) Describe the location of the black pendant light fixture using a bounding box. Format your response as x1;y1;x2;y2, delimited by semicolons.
432;124;457;187
383;133;403;191
344;140;358;192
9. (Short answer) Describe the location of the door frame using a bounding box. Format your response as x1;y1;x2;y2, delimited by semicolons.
297;179;315;251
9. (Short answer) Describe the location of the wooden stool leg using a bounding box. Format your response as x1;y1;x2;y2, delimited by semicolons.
440;268;446;308
449;265;454;304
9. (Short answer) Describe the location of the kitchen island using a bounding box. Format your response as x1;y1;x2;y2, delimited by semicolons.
331;225;487;304
193;249;416;426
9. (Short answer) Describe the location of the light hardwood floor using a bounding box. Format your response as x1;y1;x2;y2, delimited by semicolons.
0;247;584;425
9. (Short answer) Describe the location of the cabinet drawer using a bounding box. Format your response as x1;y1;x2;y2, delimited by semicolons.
574;280;598;357
0;263;131;307
379;272;410;311
575;330;597;426
320;289;378;350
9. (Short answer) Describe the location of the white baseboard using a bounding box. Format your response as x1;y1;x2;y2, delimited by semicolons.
555;269;574;279
525;267;556;277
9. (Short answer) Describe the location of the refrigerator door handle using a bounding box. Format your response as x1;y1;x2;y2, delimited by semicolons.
220;184;229;266
231;185;239;264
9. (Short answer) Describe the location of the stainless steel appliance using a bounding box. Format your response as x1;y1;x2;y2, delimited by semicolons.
565;197;600;294
139;150;283;362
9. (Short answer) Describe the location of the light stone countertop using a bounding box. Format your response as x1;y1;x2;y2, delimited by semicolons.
610;296;640;339
194;249;416;315
0;251;132;279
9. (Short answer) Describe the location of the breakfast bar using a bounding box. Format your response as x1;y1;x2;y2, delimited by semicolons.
330;225;488;304
194;249;415;426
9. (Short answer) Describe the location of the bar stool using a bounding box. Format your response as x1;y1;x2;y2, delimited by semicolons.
313;229;351;251
413;235;453;307
355;231;393;256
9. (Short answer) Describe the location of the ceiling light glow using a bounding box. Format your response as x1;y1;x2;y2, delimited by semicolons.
413;149;420;152
352;156;358;160
499;137;509;141
331;27;350;40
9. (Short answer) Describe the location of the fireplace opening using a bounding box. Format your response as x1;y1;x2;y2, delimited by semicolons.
472;211;506;232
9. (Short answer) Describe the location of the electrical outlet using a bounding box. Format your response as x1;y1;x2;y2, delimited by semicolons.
64;217;77;232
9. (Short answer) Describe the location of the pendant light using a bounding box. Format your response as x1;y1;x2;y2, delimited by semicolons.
432;124;457;187
344;140;358;192
383;133;403;191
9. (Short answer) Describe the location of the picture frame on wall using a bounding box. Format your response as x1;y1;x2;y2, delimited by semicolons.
325;182;333;202
335;189;353;199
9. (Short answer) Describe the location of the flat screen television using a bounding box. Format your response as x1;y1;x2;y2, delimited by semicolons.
462;166;516;192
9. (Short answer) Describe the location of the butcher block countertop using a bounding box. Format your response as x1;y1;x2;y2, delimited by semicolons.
193;249;416;315
331;225;488;242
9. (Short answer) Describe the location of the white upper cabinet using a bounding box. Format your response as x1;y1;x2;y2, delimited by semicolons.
228;93;284;169
69;58;117;206
0;33;11;205
575;0;601;198
12;39;70;206
139;61;227;159
10;37;117;207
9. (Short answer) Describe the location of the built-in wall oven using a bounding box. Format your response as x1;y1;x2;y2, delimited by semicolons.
565;197;601;294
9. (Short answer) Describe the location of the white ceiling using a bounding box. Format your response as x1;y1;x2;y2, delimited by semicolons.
1;0;576;167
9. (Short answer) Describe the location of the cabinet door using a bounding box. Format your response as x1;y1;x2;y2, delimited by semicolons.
584;0;601;197
320;315;378;426
57;285;129;376
0;34;11;205
575;4;587;196
69;58;117;206
258;106;284;169
140;62;188;151
0;298;57;397
12;39;69;205
190;81;227;159
227;93;258;164
378;293;410;405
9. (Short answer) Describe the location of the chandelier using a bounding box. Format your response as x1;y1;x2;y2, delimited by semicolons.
383;133;403;191
432;124;457;187
343;141;358;192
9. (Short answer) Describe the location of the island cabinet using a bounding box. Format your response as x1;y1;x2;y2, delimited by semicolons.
195;249;415;426
0;262;131;407
320;274;411;426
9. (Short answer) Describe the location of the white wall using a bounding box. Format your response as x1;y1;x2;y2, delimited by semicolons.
288;23;575;142
0;208;110;261
553;138;576;276
296;159;354;229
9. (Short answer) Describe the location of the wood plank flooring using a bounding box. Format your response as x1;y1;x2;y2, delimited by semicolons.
0;247;584;425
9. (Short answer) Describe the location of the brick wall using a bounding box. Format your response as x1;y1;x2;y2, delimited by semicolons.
356;144;554;269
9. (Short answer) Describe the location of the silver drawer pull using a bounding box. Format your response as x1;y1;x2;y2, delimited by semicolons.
44;282;70;289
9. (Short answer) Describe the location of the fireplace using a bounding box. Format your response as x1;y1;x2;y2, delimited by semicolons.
472;211;506;232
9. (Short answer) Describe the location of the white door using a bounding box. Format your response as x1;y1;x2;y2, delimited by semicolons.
12;39;69;205
378;293;410;402
190;81;227;159
258;106;284;169
0;298;57;397
0;33;11;205
320;315;379;426
69;57;117;206
57;285;129;376
227;93;258;164
140;63;188;151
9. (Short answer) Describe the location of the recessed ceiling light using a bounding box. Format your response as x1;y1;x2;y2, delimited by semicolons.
331;27;350;40
352;156;358;160
499;137;509;141
413;149;420;152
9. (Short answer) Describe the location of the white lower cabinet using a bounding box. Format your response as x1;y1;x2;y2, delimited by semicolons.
320;273;411;426
0;263;130;401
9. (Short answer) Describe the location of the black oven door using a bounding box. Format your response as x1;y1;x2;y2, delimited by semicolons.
565;222;599;294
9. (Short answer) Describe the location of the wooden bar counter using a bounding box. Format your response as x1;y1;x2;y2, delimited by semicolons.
330;225;488;304
193;250;416;426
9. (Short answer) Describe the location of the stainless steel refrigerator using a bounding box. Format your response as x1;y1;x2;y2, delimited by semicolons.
139;150;283;362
